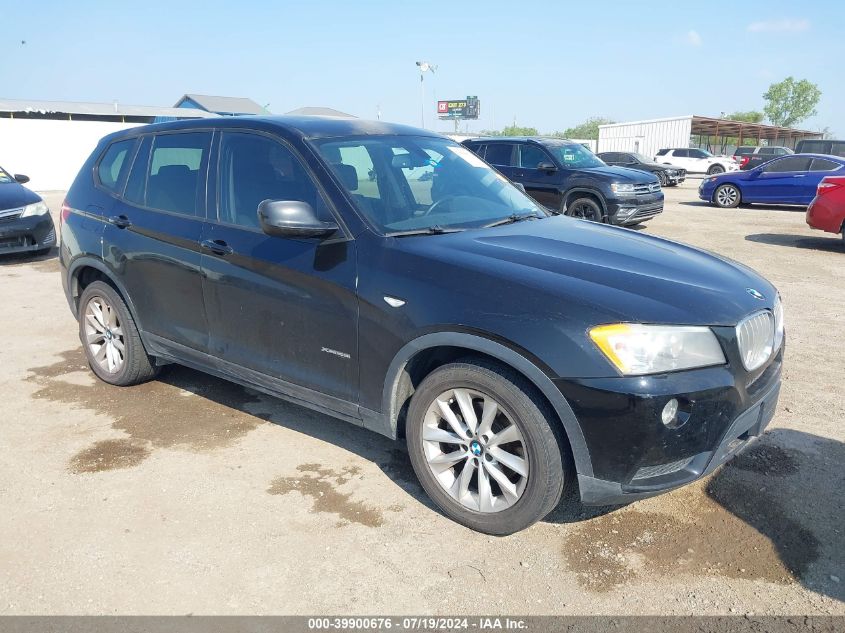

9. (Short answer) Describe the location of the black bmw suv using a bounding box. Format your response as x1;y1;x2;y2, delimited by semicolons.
462;137;663;225
60;117;783;534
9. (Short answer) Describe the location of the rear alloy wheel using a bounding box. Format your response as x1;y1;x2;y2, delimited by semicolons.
714;184;741;208
708;164;726;175
406;360;568;535
565;197;604;223
79;281;158;386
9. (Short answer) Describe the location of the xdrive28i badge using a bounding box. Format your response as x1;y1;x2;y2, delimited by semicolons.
746;288;765;300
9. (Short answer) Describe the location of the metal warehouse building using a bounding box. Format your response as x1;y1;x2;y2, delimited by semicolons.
597;115;822;159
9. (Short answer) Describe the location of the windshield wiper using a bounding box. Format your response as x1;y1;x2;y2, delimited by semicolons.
386;225;465;237
483;212;544;228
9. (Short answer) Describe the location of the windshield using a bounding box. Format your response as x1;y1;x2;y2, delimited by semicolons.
314;135;547;234
545;143;605;169
0;167;12;184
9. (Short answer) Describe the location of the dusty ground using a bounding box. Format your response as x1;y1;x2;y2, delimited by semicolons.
0;184;842;615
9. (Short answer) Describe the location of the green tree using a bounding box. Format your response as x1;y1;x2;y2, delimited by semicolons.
726;110;764;123
763;77;821;127
554;117;615;140
479;124;539;136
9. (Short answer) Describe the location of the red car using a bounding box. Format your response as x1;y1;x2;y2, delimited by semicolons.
806;176;845;245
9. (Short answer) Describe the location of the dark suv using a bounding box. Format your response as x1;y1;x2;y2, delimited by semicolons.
462;137;663;225
60;117;783;535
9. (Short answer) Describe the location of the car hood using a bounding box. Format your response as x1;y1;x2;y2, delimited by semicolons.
578;165;658;183
409;216;776;327
0;181;41;210
643;161;676;170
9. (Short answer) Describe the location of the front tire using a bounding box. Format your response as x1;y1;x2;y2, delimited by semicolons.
78;281;158;386
656;171;667;187
564;196;604;223
708;164;726;175
713;184;741;208
406;360;568;535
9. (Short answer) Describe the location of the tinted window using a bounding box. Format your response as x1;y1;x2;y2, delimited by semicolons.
759;147;777;155
463;142;483;155
810;158;841;172
762;157;813;173
146;132;211;215
124;136;151;205
484;143;516;167
519;144;550;169
797;140;826;153
830;142;845;158
219;132;327;229
734;147;754;156
688;149;709;159
97;139;135;192
599;153;622;163
674;149;689;158
655;149;669;156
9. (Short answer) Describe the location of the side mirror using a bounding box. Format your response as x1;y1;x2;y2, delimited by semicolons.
537;161;558;172
14;174;30;184
257;200;338;239
512;182;527;193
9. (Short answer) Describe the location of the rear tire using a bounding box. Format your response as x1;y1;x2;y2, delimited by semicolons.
78;281;158;386
565;196;604;223
708;164;726;175
713;184;741;209
406;360;568;535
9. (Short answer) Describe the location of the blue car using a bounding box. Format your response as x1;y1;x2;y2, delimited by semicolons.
699;154;845;208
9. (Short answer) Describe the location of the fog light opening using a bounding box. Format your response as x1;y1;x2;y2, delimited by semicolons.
661;398;679;427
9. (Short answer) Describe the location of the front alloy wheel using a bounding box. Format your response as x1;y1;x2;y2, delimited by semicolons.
422;388;529;512
714;184;741;208
565;197;603;223
406;360;568;535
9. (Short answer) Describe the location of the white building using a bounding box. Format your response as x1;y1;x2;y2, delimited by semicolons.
598;115;821;159
0;98;217;192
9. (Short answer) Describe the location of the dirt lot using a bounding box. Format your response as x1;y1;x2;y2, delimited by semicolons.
0;182;842;615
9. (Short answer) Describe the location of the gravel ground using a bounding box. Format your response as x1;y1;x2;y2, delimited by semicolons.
0;182;842;615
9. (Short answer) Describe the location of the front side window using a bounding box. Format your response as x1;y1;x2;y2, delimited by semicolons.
763;157;813;173
219;132;328;229
97;139;135;192
315;135;546;234
519;144;551;169
688;149;711;159
0;166;13;183
546;143;604;169
146;132;211;215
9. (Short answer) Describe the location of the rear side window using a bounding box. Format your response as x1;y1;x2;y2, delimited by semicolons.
829;142;845;158
97;139;135;192
124;137;152;206
797;140;826;154
655;149;669;156
145;132;212;215
762;157;813;173
673;149;689;158
810;158;841;172
484;143;516;167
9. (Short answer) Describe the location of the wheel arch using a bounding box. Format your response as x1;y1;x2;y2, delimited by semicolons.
67;257;144;332
382;332;594;477
563;187;607;217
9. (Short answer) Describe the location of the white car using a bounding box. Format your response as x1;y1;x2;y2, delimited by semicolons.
654;148;739;175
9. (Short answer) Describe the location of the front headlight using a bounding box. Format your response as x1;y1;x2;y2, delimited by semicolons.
610;183;635;194
21;201;49;217
589;323;726;375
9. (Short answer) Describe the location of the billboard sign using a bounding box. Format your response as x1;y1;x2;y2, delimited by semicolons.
437;96;480;120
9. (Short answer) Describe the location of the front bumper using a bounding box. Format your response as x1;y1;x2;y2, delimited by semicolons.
0;213;56;255
607;192;664;226
555;336;783;506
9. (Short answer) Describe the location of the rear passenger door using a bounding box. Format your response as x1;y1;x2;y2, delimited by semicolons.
200;130;359;405
103;130;212;352
482;143;519;182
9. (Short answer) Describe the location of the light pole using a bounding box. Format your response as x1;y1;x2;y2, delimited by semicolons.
415;61;436;128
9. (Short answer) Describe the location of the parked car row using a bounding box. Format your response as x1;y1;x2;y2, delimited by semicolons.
461;137;663;226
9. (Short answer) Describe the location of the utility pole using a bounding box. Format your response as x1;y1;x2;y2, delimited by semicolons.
415;61;436;128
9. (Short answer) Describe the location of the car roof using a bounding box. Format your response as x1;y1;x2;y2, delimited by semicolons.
463;136;578;145
101;115;446;143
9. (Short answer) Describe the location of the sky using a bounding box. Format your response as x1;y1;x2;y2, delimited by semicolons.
2;0;842;136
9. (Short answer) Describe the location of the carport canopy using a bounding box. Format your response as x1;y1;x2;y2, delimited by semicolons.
691;115;822;151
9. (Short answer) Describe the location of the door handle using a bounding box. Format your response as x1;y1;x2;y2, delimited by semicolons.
793;174;806;178
108;214;131;229
200;239;233;256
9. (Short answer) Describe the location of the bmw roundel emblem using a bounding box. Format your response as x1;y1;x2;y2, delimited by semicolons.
746;288;765;301
470;441;483;456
